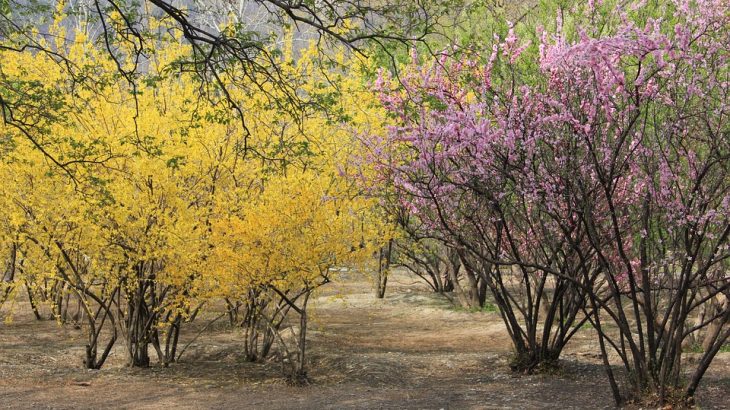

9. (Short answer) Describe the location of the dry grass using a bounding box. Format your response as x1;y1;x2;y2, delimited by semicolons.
0;270;728;409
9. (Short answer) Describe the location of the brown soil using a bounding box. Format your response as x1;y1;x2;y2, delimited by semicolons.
0;271;728;409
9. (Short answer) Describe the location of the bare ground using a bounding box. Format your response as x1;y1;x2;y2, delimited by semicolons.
0;271;728;409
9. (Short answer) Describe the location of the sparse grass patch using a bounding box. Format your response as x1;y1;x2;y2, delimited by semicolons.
450;302;499;313
685;343;705;353
682;342;730;354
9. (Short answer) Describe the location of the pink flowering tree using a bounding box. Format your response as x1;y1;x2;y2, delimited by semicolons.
536;0;729;403
369;0;728;404
370;36;597;374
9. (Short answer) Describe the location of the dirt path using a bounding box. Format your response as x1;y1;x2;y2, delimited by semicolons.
0;271;728;409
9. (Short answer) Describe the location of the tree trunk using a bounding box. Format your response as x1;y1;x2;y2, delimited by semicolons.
446;248;471;308
1;244;16;283
702;294;728;352
292;292;311;384
127;284;152;367
375;239;393;299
